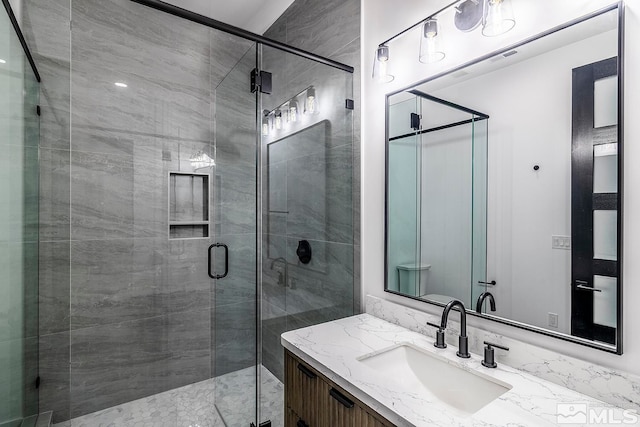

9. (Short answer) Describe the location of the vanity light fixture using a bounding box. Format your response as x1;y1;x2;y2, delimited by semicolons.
454;0;483;32
419;18;445;64
482;0;516;37
372;0;516;82
262;86;318;138
262;86;318;136
189;150;215;170
372;44;394;83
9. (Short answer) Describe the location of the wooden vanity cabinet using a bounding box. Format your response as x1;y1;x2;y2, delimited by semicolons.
285;350;394;427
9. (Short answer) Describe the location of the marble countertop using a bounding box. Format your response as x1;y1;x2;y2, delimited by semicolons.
281;314;621;426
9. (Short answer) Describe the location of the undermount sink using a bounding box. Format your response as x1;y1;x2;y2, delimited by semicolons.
358;343;512;416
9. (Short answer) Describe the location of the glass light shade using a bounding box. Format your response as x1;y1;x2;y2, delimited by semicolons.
305;87;317;114
262;117;269;136
482;0;516;37
372;45;394;83
275;109;282;129
289;100;298;122
419;19;445;64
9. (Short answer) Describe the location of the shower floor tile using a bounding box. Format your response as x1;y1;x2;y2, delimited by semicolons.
53;365;283;427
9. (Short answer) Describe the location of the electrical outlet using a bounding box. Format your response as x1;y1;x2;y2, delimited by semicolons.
548;312;559;328
552;235;571;250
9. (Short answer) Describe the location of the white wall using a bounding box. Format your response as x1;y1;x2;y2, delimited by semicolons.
427;29;617;334
362;0;640;375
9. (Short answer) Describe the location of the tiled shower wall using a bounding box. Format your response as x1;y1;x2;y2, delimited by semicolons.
22;0;253;422
260;0;361;381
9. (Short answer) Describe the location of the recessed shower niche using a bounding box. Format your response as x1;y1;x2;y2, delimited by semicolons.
169;171;210;239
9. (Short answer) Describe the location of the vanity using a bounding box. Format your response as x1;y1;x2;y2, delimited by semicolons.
281;311;620;426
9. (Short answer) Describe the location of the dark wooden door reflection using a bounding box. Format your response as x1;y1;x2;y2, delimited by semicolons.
571;56;619;345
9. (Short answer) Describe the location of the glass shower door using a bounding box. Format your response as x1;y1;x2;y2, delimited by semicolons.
0;4;40;426
212;45;259;426
386;95;422;297
259;44;355;426
212;40;355;427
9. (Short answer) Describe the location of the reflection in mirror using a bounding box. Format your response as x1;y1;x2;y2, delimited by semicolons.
385;6;622;353
387;92;488;307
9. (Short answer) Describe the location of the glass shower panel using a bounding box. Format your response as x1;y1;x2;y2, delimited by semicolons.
471;116;488;309
0;6;40;426
213;44;258;427
386;96;421;296
259;45;354;425
67;1;222;424
418;97;475;307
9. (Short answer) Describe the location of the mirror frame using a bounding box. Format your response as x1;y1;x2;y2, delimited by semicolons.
384;3;625;354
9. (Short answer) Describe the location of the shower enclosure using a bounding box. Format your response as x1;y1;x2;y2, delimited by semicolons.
386;90;487;308
0;1;40;426
3;0;356;425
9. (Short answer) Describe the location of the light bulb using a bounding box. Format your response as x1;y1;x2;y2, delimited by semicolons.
419;19;445;64
305;87;317;115
289;100;298;122
482;0;515;37
372;45;394;83
275;109;282;129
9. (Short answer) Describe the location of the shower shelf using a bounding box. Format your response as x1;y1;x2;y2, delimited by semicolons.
169;171;210;239
169;221;210;225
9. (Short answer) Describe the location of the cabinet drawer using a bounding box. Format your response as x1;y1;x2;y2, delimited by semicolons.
354;406;395;427
285;350;394;427
285;351;326;424
287;408;313;427
327;386;357;426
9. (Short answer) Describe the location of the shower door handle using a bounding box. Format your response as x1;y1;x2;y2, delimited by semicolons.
208;243;229;279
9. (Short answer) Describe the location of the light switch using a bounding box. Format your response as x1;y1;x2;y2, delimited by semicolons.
552;235;571;250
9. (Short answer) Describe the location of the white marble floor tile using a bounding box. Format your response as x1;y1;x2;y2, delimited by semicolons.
53;365;283;427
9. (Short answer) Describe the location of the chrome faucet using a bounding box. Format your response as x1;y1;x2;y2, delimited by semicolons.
440;299;470;358
476;292;496;313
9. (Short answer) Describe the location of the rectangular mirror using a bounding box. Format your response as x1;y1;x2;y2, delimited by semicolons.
385;5;623;354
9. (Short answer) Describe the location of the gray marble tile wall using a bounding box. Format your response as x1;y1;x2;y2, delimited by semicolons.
22;0;256;422
260;0;361;383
